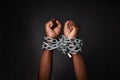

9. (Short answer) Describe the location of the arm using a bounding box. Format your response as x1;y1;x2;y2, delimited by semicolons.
39;19;61;80
72;54;88;80
64;20;88;80
39;50;53;80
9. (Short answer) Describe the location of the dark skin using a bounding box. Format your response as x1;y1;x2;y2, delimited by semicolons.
39;19;88;80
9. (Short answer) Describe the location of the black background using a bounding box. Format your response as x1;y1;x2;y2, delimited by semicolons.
1;0;120;80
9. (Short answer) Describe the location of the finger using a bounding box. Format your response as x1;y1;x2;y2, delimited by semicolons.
45;21;53;32
50;18;58;29
64;20;70;27
64;20;71;34
56;20;61;28
69;20;80;29
54;20;62;34
45;18;55;28
64;20;71;30
70;21;80;34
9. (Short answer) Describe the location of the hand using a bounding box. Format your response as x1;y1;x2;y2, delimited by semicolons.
64;20;80;39
45;19;62;38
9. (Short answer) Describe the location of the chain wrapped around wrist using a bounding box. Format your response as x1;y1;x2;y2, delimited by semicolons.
42;35;83;58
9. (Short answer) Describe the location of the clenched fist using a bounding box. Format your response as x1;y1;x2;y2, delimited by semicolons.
64;20;80;39
45;19;62;38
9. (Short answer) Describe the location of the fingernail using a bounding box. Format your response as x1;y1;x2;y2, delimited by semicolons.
66;20;70;23
56;20;59;23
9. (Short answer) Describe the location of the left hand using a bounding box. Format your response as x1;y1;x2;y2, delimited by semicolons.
64;20;80;39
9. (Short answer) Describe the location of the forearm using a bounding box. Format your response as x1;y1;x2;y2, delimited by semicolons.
72;53;88;80
39;50;53;80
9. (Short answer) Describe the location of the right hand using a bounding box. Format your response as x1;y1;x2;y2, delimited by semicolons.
45;19;62;39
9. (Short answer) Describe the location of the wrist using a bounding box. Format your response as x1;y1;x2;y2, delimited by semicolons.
46;35;58;39
57;35;83;58
64;35;78;39
43;49;53;53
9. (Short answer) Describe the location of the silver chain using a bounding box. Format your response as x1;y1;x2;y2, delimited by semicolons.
42;35;83;58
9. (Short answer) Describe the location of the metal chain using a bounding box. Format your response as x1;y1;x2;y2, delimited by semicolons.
42;35;83;58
